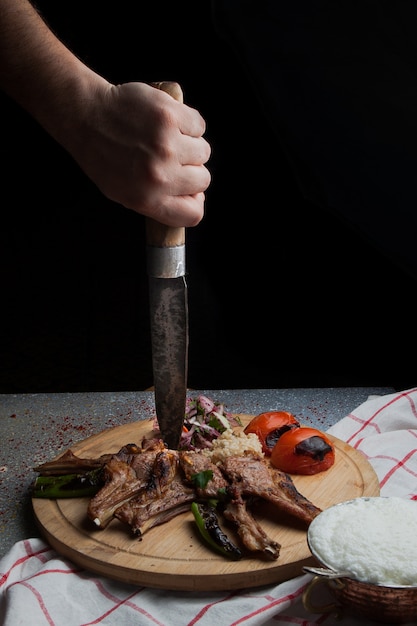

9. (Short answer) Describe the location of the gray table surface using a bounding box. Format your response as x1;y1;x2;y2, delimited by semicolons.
0;387;393;557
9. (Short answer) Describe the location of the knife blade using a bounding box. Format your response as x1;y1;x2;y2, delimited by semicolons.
146;82;188;450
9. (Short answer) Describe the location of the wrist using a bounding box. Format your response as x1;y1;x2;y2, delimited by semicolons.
0;0;110;154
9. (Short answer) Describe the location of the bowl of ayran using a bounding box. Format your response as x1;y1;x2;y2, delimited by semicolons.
302;496;417;623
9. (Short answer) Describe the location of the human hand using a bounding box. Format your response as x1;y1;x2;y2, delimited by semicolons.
1;0;210;227
67;80;211;227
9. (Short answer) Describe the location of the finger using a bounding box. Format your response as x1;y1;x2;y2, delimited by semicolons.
157;192;207;228
178;103;207;138
175;163;212;196
178;135;211;166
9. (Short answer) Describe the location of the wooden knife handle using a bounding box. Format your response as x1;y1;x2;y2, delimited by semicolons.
146;82;184;248
151;81;183;103
145;218;185;247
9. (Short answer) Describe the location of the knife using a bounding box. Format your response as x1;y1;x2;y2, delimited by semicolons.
146;81;188;450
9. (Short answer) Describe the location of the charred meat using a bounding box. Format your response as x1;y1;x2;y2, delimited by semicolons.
84;440;321;560
87;439;174;528
114;470;195;536
219;452;322;525
34;434;323;561
223;496;281;560
178;450;229;499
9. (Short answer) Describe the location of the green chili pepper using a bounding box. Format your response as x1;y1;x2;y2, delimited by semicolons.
191;501;242;560
32;467;104;499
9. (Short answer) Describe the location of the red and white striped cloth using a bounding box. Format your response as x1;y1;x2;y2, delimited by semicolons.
1;387;417;626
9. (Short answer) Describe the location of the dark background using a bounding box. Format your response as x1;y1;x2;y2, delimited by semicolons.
0;1;414;393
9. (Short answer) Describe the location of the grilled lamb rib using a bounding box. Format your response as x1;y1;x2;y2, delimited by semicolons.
33;448;113;475
223;495;281;559
113;450;228;536
114;472;195;536
218;452;321;559
87;439;175;528
85;439;322;560
178;450;229;498
219;452;322;525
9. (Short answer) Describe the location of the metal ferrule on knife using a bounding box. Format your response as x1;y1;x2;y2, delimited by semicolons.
146;245;186;279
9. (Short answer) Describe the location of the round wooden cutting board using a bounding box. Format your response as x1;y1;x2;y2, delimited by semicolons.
32;416;379;591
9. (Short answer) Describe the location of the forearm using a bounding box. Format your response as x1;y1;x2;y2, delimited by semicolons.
0;0;211;226
0;0;108;146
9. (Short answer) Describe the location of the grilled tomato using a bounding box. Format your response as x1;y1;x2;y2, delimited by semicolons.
270;426;335;475
244;411;300;456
